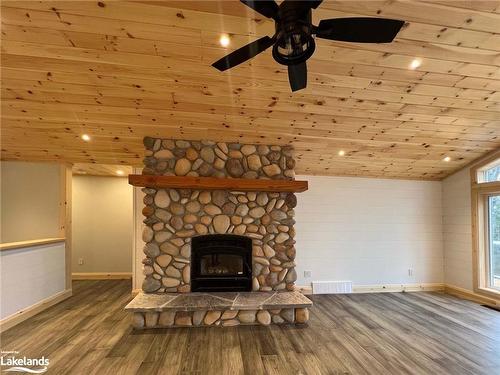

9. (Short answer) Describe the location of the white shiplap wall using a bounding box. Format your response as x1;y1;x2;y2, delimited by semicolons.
294;175;444;287
442;168;473;291
0;242;66;319
133;174;446;290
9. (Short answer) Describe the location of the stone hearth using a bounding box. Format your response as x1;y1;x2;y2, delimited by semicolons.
126;291;311;328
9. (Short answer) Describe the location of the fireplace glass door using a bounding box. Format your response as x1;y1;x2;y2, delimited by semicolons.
200;253;244;276
191;234;252;292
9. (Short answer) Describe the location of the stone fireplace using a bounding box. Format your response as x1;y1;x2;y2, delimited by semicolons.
125;138;311;328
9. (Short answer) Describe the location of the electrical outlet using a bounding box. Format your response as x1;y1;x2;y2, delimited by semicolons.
304;270;312;278
408;268;413;277
78;258;84;265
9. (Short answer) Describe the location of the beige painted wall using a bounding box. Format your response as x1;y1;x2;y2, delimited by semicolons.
1;161;61;243
72;175;133;273
442;167;473;291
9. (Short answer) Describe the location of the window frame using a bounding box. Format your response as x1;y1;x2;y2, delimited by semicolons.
485;195;500;291
471;150;500;299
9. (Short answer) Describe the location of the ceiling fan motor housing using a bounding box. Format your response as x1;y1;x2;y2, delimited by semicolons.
272;4;315;66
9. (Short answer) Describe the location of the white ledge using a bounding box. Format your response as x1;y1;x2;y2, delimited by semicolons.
0;238;66;251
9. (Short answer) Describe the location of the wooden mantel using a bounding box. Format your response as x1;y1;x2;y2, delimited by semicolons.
129;175;308;193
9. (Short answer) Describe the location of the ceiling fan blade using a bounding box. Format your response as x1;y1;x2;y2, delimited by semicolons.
309;0;323;9
316;17;405;43
288;62;307;92
212;36;275;71
289;0;323;15
293;0;323;9
240;0;279;19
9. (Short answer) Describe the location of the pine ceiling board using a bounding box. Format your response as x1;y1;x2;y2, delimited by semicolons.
10;34;498;81
3;97;499;134
0;53;476;91
0;6;205;45
5;73;499;113
144;1;500;51
321;0;500;33
5;22;500;67
1;123;494;167
8;88;499;124
1;1;499;180
424;1;500;13
1;2;275;37
4;115;498;148
4;113;495;152
1;66;493;104
14;2;498;55
3;7;500;79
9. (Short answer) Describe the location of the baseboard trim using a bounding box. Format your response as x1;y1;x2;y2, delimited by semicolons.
444;284;500;306
353;283;444;293
72;272;132;280
0;289;72;333
296;283;445;295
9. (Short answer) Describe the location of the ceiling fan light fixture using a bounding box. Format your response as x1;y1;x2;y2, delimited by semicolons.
272;33;315;65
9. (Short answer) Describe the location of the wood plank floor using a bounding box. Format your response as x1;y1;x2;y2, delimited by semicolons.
2;280;500;375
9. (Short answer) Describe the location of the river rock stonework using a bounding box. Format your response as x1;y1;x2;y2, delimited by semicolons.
131;308;306;328
142;138;295;180
140;138;298;294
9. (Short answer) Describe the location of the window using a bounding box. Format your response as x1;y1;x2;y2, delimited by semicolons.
471;151;500;299
488;195;500;290
477;160;500;183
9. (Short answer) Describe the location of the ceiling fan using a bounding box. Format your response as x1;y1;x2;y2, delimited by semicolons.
212;0;405;92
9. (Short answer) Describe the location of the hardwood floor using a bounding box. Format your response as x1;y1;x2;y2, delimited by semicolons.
2;280;500;374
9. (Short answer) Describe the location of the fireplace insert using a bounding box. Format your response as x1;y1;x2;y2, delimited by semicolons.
191;234;252;292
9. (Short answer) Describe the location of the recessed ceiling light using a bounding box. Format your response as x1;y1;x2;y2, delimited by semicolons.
409;58;422;70
338;150;346;156
81;134;91;142
219;34;230;47
116;170;124;176
443;156;451;162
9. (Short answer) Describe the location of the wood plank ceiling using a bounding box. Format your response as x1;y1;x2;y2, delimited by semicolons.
1;1;500;180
